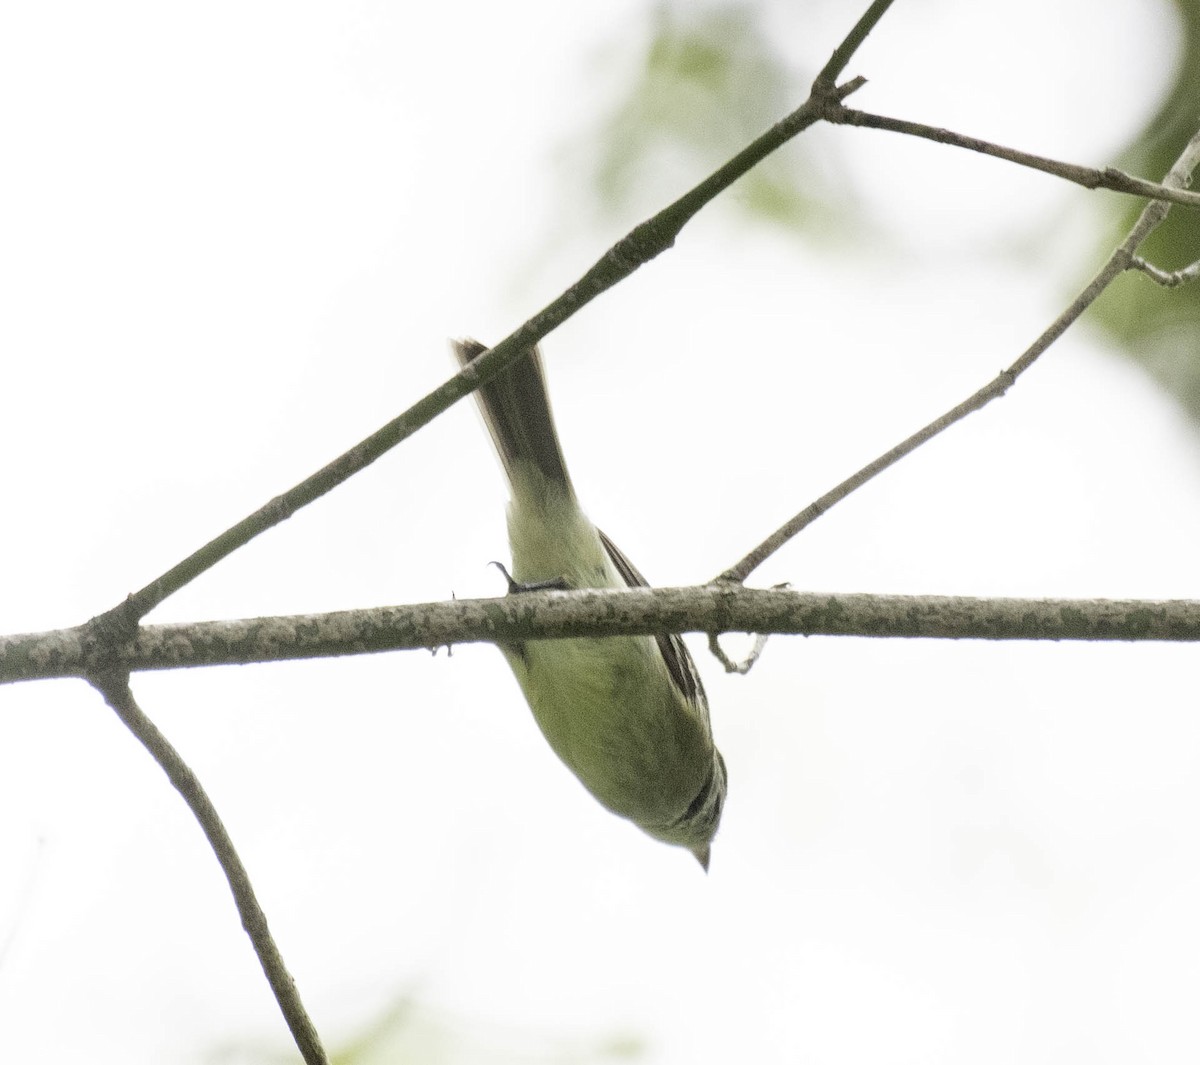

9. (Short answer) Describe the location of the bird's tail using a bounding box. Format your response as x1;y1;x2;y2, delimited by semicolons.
453;339;573;494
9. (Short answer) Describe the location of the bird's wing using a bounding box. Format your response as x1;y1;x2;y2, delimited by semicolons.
597;528;711;729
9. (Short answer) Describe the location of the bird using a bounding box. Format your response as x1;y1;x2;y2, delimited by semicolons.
454;338;726;868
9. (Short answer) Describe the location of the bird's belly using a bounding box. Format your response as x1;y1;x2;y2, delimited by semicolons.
502;634;711;825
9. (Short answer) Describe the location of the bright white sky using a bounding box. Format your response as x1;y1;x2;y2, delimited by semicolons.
2;1;1198;1063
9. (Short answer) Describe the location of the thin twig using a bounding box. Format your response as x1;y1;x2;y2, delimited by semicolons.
7;589;1200;684
813;0;898;89
717;129;1200;584
1129;256;1200;287
708;632;771;674
825;105;1200;210
90;670;330;1065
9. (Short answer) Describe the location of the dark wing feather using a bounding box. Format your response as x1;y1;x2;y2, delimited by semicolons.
597;528;709;721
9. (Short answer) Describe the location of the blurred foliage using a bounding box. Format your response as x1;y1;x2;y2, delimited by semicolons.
585;0;1200;423
208;995;646;1065
1097;0;1200;422
583;1;839;233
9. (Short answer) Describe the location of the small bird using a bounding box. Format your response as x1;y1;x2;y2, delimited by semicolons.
453;338;726;868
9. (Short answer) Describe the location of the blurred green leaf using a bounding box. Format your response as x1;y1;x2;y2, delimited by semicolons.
210;995;647;1065
583;1;837;232
1097;0;1200;420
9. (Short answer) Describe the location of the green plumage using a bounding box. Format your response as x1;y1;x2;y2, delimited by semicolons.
454;339;726;868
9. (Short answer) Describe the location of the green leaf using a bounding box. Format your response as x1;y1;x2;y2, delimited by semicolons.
1094;0;1200;420
583;1;835;232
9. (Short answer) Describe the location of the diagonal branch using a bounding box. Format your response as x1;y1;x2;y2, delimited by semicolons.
717;128;1200;584
95;6;893;636
90;670;330;1065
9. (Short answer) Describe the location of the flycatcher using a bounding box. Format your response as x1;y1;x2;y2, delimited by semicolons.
454;339;726;868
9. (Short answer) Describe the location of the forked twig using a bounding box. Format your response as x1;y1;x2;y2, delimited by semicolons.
1129;256;1200;287
708;631;771;674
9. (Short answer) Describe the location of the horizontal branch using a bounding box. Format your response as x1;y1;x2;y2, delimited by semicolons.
6;589;1200;683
